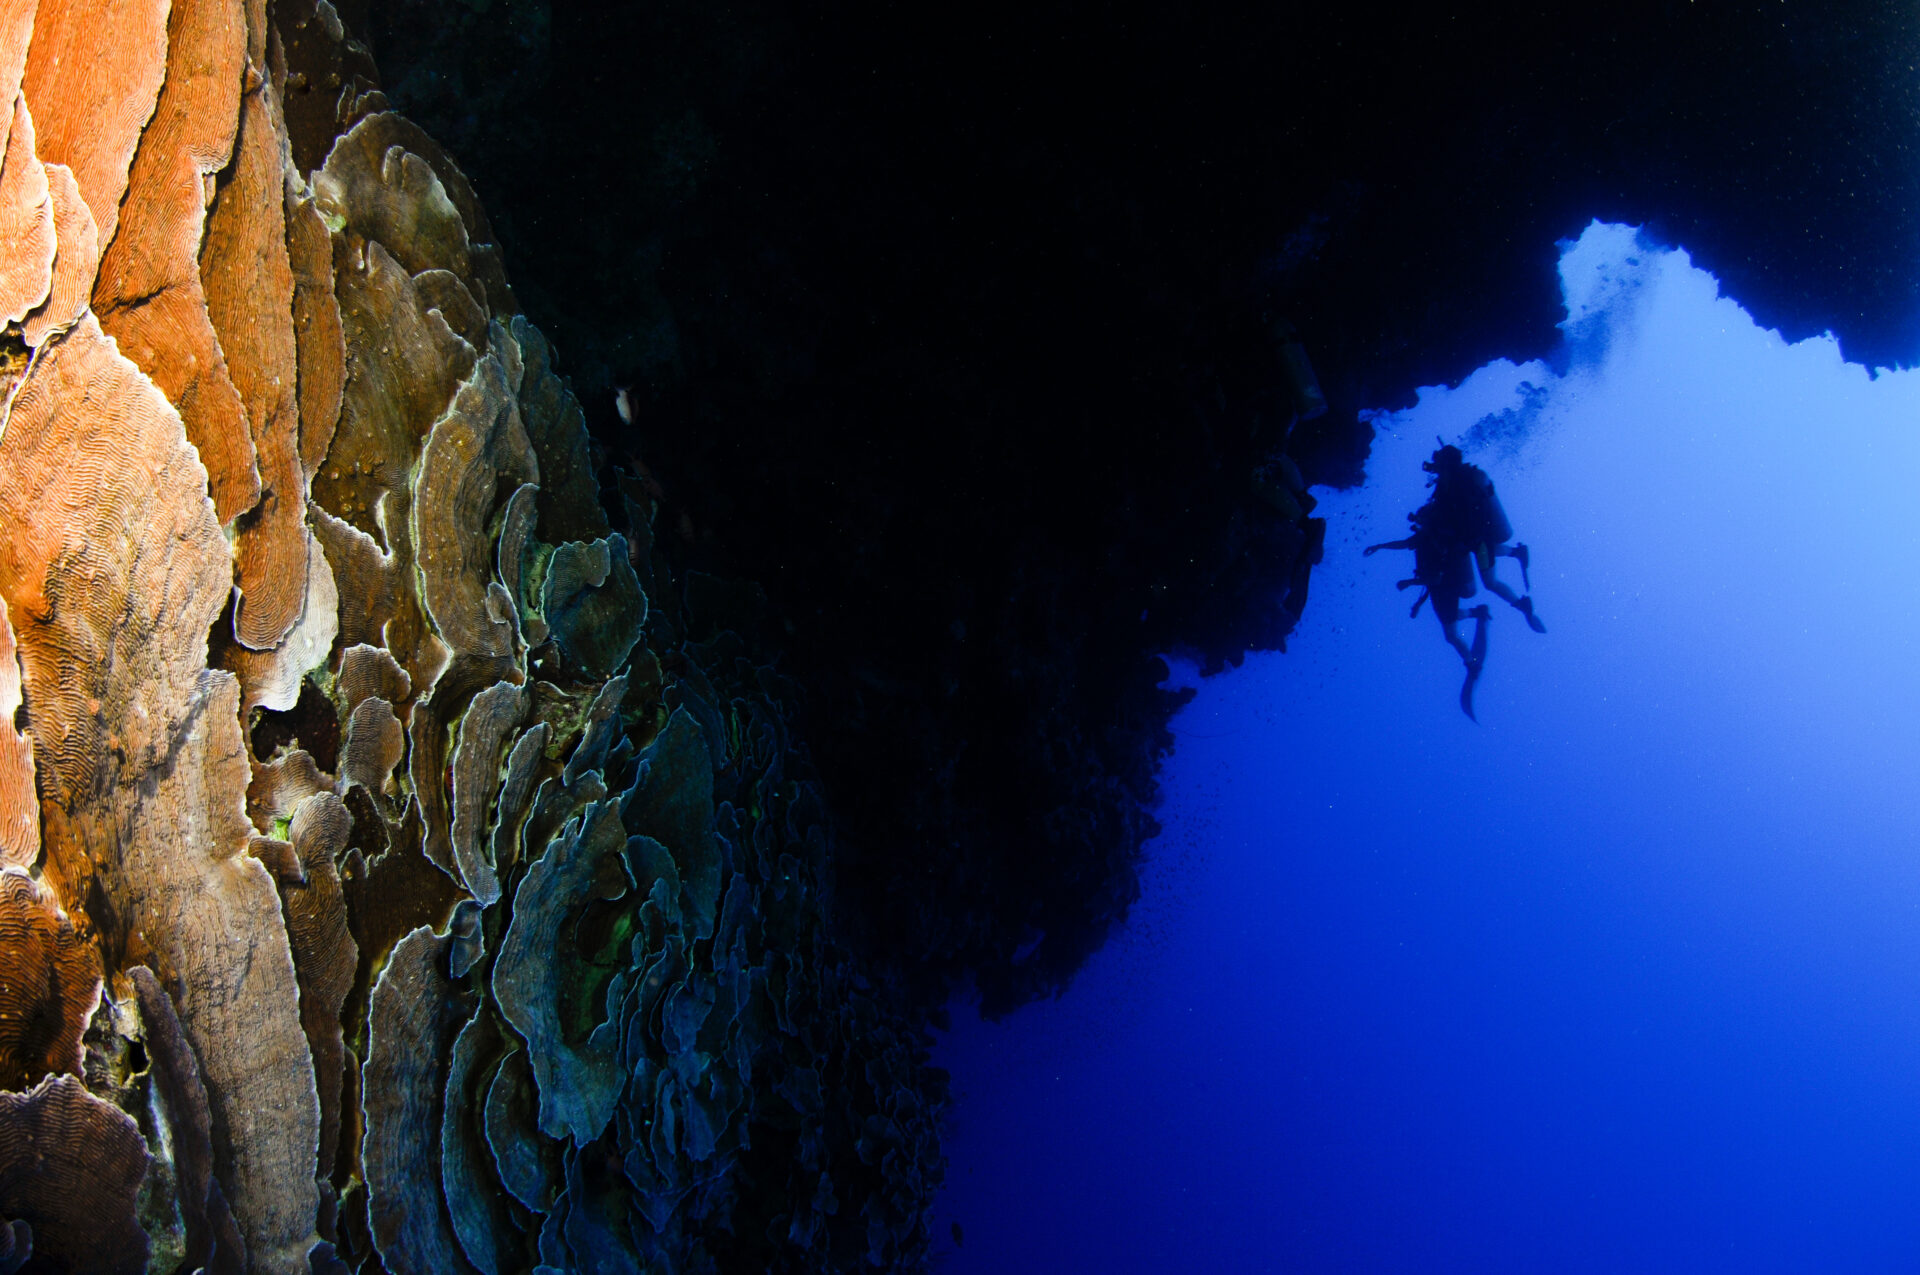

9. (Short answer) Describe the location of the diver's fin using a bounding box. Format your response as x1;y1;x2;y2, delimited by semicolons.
1409;588;1428;619
1513;542;1532;591
1519;595;1546;634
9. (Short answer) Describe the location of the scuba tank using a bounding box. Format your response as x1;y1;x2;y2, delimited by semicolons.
1435;465;1512;546
1468;467;1513;545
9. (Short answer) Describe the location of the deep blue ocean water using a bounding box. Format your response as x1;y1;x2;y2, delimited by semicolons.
928;223;1920;1272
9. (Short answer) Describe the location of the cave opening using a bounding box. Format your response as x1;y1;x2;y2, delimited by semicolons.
931;222;1920;1271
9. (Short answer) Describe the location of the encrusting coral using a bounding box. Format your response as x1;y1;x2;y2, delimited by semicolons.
0;1;944;1272
0;867;98;1092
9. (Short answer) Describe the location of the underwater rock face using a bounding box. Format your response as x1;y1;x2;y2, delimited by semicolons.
0;2;944;1272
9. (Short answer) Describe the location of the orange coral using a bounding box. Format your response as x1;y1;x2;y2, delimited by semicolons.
21;0;169;252
0;95;53;327
203;57;307;650
22;162;98;347
0;596;35;870
92;0;260;525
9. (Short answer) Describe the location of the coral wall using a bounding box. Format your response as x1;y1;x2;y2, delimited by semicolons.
0;2;940;1272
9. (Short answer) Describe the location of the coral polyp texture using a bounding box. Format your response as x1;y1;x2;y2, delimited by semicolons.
0;2;943;1272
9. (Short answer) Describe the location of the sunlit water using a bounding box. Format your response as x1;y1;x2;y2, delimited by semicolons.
930;223;1920;1272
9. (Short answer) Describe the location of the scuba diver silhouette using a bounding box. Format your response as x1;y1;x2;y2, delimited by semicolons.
1365;443;1545;719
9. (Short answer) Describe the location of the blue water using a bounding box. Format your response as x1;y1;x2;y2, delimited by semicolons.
930;224;1920;1272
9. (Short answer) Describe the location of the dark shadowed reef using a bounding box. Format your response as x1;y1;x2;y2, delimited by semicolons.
359;0;1920;1018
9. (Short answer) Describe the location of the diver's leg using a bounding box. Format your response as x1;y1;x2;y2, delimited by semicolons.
1436;598;1472;665
1477;544;1546;631
1500;542;1531;591
1475;544;1525;607
1459;606;1491;720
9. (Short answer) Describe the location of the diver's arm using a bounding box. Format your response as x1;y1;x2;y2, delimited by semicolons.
1363;537;1415;556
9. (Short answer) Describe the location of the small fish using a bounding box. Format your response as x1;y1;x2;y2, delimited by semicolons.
614;385;634;426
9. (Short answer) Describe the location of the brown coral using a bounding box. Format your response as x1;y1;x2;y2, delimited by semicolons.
269;0;380;176
314;114;477;291
513;317;607;544
282;792;358;1180
130;964;246;1275
336;642;413;713
411;659;513;890
222;532;339;718
0;868;99;1092
312;111;514;317
247;747;331;830
313;234;475;545
363;926;477;1275
447;680;526;906
339;695;404;803
0;1075;150;1274
0;318;319;1269
411;337;537;664
285;174;345;477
